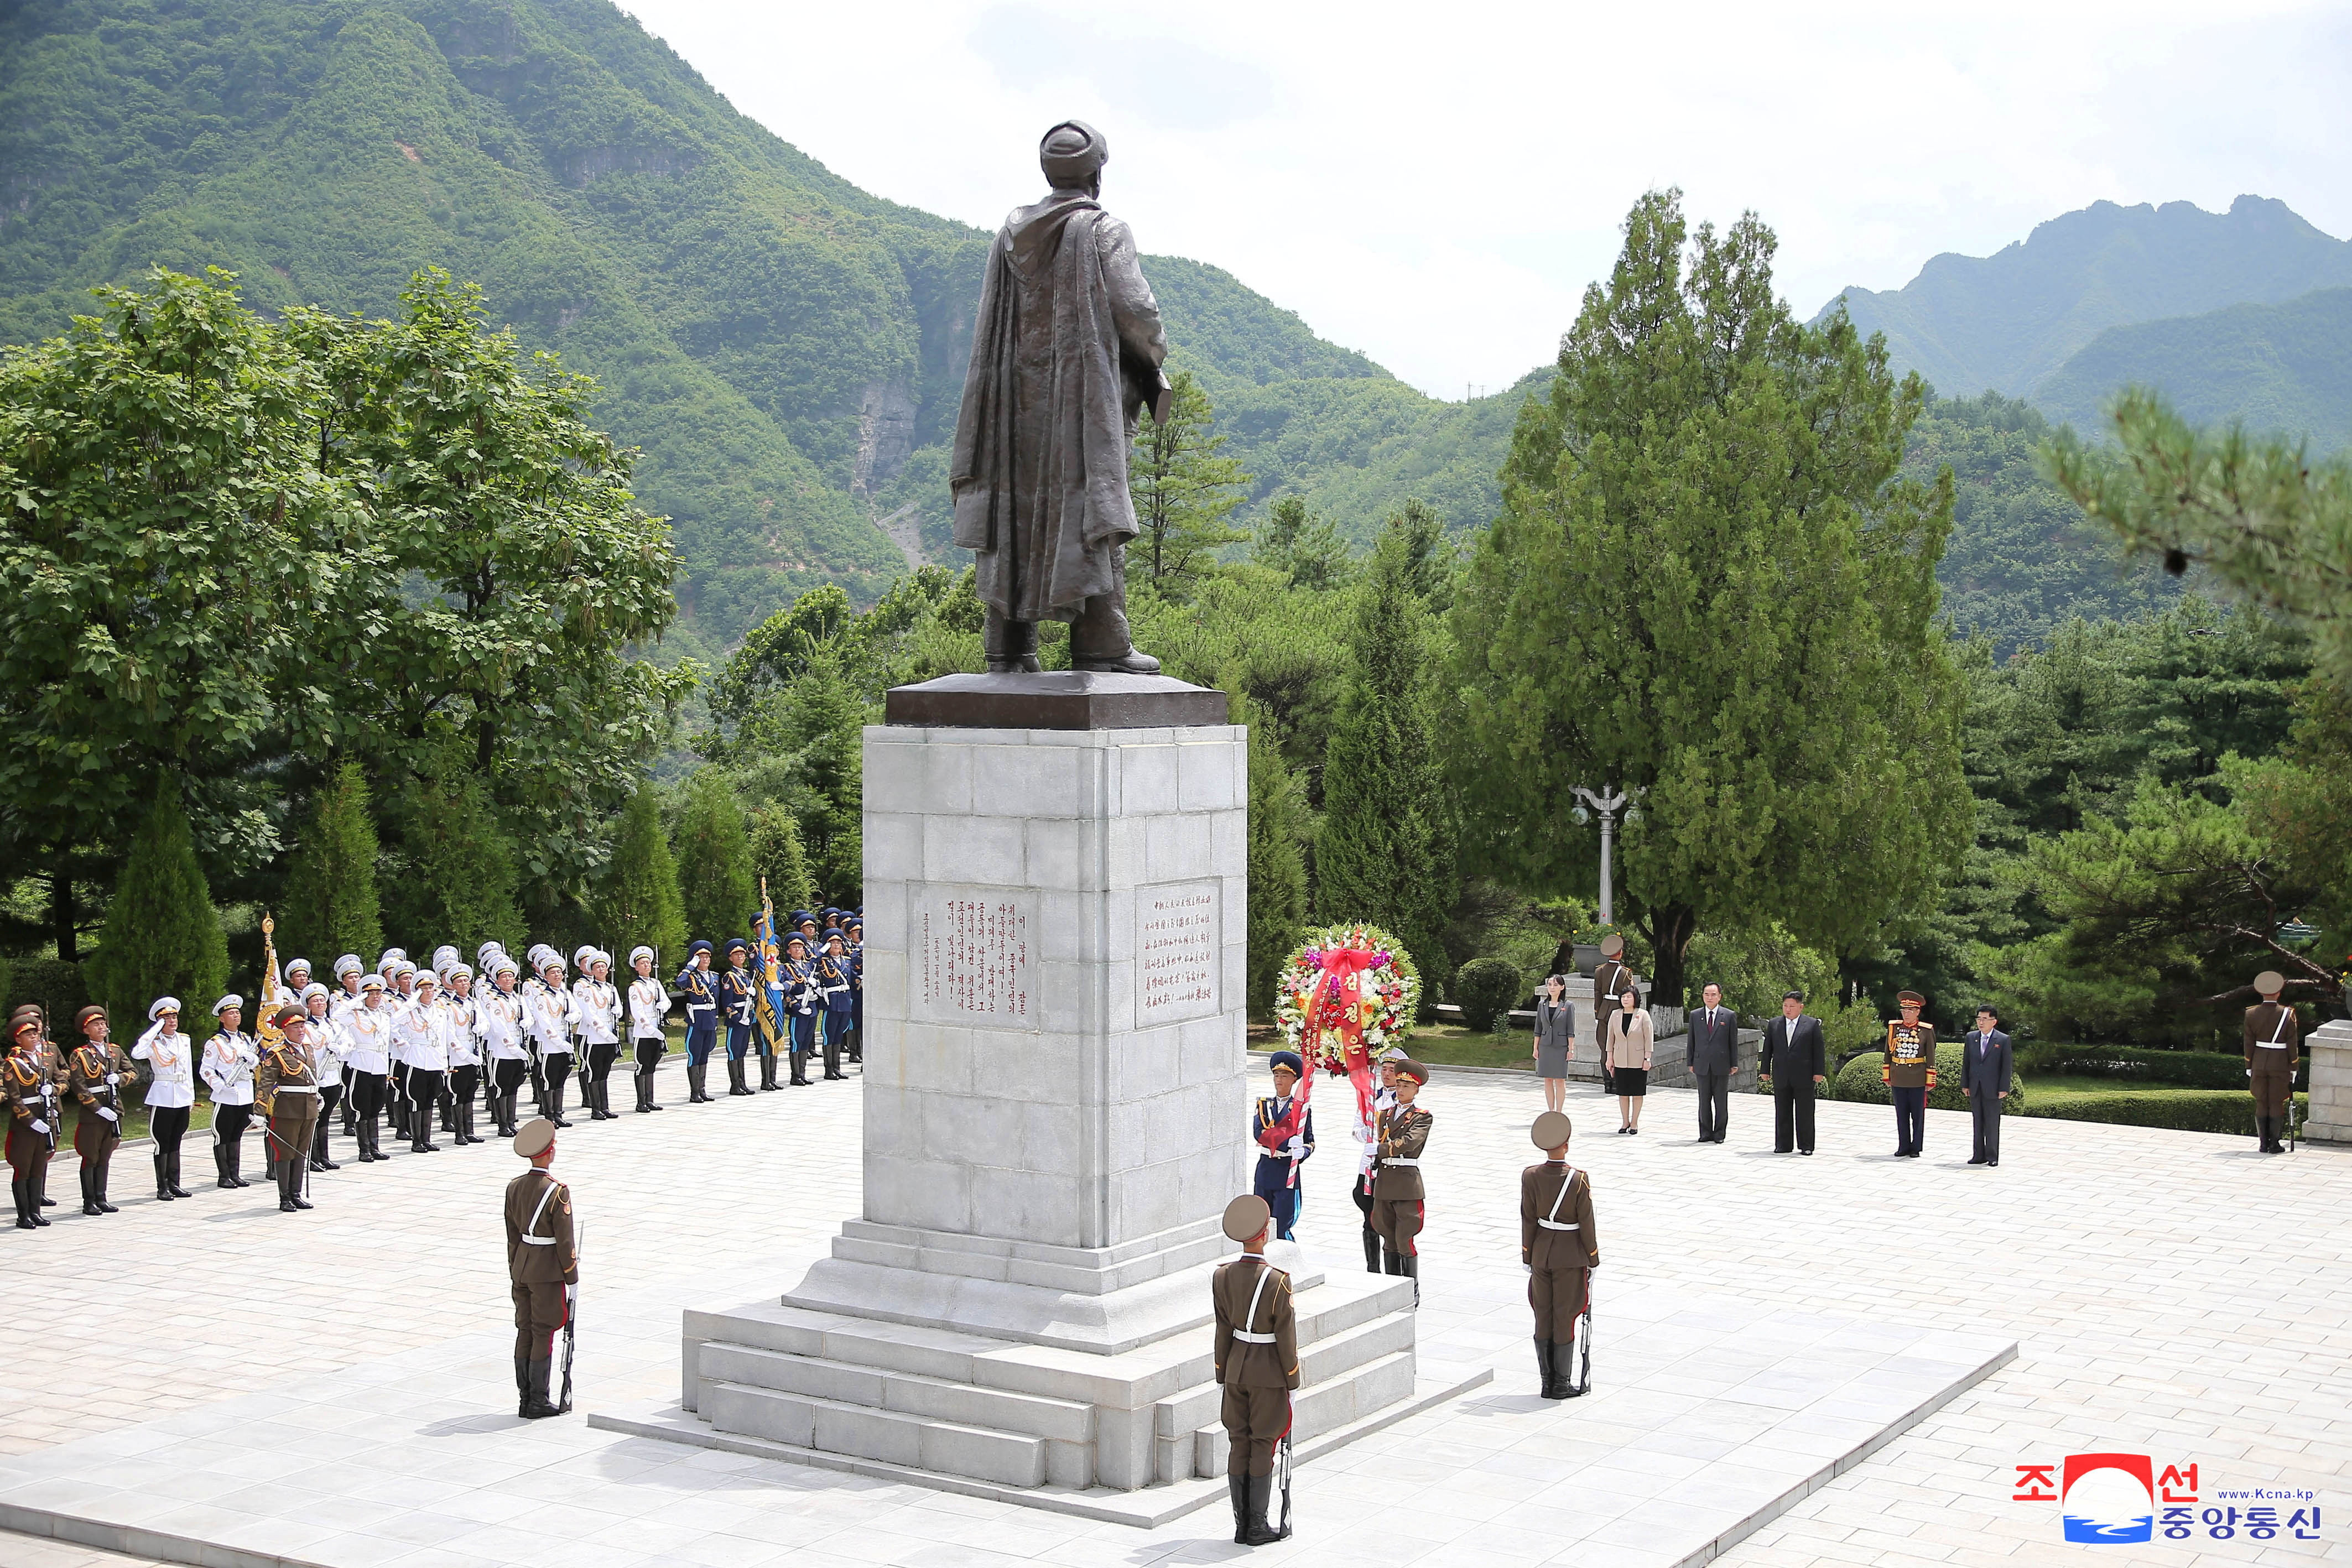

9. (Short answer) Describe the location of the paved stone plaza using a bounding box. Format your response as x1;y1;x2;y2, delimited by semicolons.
1;1062;2345;1568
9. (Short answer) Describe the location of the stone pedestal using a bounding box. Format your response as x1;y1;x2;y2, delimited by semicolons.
2302;1018;2352;1144
651;676;1472;1515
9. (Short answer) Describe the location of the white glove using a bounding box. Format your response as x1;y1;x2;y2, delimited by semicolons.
1286;1137;1305;1157
31;1119;48;1135
104;1073;119;1085
97;1107;118;1123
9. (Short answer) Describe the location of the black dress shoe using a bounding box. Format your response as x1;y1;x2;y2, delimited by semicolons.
292;1195;314;1210
280;1199;300;1213
1986;1159;1998;1166
1799;1148;1813;1156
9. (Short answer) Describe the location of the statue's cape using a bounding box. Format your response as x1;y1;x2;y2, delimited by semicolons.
949;192;1139;620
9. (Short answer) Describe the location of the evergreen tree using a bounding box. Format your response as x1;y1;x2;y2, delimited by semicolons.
673;769;757;945
279;762;383;966
592;785;688;971
87;782;230;1043
1317;517;1455;1001
380;752;523;956
1237;691;1310;1015
747;808;816;918
1251;496;1354;591
1129;371;1250;595
787;644;865;904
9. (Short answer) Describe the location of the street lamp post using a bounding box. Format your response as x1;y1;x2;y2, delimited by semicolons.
1570;785;1629;925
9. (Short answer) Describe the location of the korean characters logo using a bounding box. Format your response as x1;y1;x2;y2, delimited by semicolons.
2013;1455;2323;1546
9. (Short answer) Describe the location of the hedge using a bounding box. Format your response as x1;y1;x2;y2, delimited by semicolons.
2022;1089;2308;1137
7;956;90;1025
1453;957;1523;1033
2017;1043;2304;1091
1830;1041;2025;1114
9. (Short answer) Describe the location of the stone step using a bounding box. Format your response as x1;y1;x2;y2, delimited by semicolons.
698;1340;1094;1443
701;1378;1050;1488
1151;1309;1416;1446
1185;1350;1419;1478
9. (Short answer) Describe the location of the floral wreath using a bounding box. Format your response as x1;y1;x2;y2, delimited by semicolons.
1273;923;1420;1129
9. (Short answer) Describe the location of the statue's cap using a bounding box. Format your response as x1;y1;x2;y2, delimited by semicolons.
1040;120;1108;186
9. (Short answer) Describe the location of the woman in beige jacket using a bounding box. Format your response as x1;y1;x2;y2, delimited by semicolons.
1605;983;1654;1134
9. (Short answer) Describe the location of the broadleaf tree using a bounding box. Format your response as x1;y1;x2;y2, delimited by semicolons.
1450;190;1971;1004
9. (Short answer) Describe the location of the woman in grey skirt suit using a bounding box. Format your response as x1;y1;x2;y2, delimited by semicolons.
1531;975;1576;1113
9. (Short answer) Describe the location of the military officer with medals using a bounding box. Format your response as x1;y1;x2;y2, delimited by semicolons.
1882;990;1936;1158
2245;971;2302;1154
817;929;855;1081
256;1004;322;1212
7;1009;63;1228
1251;1051;1314;1241
1521;1110;1598;1399
67;1004;134;1217
1214;1194;1298;1547
675;940;719;1103
1369;1058;1433;1299
505;1117;578;1420
717;939;757;1097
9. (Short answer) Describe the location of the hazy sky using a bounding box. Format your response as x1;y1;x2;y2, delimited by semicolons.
623;1;2352;399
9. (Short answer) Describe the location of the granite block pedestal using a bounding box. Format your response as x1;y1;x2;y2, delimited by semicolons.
625;675;1476;1518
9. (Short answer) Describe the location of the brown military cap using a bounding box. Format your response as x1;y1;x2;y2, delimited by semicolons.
74;1004;106;1029
1532;1110;1572;1148
1598;934;1625;958
9;1014;39;1039
269;1003;306;1029
1391;1058;1430;1086
2254;971;2285;996
512;1117;557;1158
1222;1194;1272;1243
1897;990;1925;1005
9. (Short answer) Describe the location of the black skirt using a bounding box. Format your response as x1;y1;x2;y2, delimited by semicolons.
1614;1066;1648;1097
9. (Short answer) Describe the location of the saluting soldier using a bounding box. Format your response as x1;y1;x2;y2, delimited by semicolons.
1369;1058;1432;1298
718;939;757;1097
1214;1194;1297;1548
505;1118;578;1420
818;929;855;1081
1251;1051;1314;1241
256;1005;322;1213
1882;990;1936;1158
67;1005;134;1217
1521;1110;1598;1400
7;1010;63;1228
626;946;670;1113
675;941;719;1103
133;999;196;1199
2245;971;2302;1154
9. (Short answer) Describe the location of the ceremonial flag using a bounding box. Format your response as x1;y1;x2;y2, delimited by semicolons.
754;880;787;1054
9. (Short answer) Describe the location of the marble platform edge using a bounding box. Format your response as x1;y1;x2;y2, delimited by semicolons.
0;1504;330;1568
584;1362;1493;1529
1669;1335;2021;1568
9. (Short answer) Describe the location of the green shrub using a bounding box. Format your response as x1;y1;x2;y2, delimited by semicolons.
2023;1089;2303;1137
6;956;87;1026
1452;957;1524;1032
2017;1043;2298;1091
1831;1041;2023;1113
85;784;230;1044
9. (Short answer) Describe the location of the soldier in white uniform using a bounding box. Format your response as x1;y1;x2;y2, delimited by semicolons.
480;956;532;1139
524;954;576;1128
330;954;366;1137
302;983;348;1172
573;950;622;1121
627;946;670;1113
200;996;258;1190
342;975;394;1163
444;965;485;1145
133;998;196;1200
397;972;450;1154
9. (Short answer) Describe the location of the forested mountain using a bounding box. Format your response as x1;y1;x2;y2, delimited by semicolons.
2033;287;2352;454
1823;196;2352;400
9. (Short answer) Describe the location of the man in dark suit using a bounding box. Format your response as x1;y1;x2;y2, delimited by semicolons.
1756;991;1826;1154
1687;982;1738;1144
1960;1006;2012;1166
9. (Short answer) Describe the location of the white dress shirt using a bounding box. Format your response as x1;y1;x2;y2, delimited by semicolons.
134;1025;195;1108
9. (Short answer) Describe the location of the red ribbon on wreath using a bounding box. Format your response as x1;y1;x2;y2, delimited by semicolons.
1298;943;1385;1133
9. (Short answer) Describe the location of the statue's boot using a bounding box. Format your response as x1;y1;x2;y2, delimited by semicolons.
983;610;1042;674
1071;590;1159;675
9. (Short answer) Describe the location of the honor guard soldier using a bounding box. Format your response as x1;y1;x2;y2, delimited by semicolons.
675;941;719;1103
1369;1058;1432;1298
201;996;258;1190
256;1006;322;1212
572;951;622;1120
1521;1111;1598;1399
1591;935;1636;1093
1251;1051;1314;1240
67;1005;134;1216
524;955;576;1126
1349;1050;1403;1272
782;934;820;1085
7;1010;63;1228
506;1118;577;1420
445;966;486;1144
843;916;865;1064
301;985;348;1170
398;972;451;1153
2245;971;2301;1153
627;947;670;1112
330;955;365;1136
818;930;855;1081
343;976;394;1161
1214;1194;1298;1548
480;958;530;1139
719;939;757;1097
1882;991;1936;1158
134;999;196;1198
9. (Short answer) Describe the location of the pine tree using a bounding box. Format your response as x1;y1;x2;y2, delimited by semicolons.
673;769;757;946
87;783;231;1042
381;755;524;957
747;808;816;918
1251;496;1354;591
1317;518;1455;1000
1128;371;1250;595
787;644;865;904
592;786;688;971
1237;691;1310;1014
280;762;384;967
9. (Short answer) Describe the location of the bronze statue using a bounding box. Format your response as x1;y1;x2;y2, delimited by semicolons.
949;121;1169;675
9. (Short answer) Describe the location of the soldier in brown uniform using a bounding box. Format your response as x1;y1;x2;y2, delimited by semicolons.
1214;1194;1298;1548
254;1006;321;1213
67;1006;133;1217
7;1010;63;1228
1370;1058;1432;1298
506;1117;577;1420
1521;1110;1598;1399
1882;990;1937;1158
1591;936;1636;1092
2244;970;2301;1154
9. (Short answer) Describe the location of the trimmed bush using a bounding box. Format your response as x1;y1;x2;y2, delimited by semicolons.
1453;957;1523;1033
2017;1043;2301;1091
7;955;87;1026
2023;1089;2304;1137
1831;1041;2024;1114
84;783;230;1043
